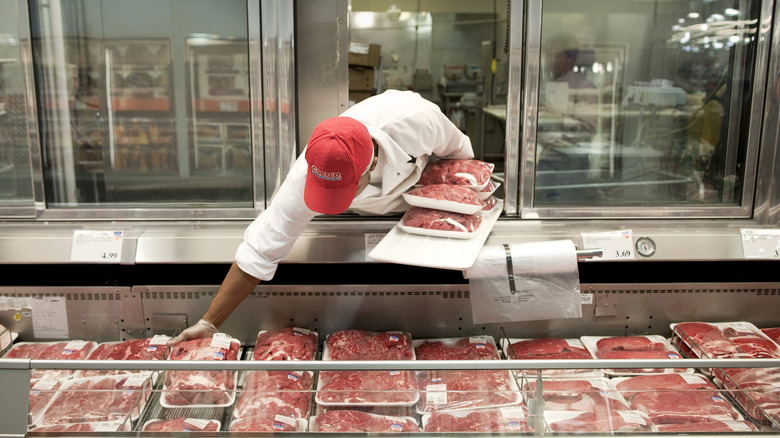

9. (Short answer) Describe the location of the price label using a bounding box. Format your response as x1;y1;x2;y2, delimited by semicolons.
740;229;780;259
70;230;123;263
581;230;635;260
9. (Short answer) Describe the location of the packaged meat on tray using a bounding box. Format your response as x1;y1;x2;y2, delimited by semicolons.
161;334;241;408
142;417;221;432
422;406;533;433
230;414;306;432
29;378;64;427
417;159;494;190
402;184;485;215
477;180;501;200
416;369;522;413
316;370;419;405
252;327;318;361
713;366;780;425
399;207;482;239
235;370;314;418
545;410;652;433
323;330;414;361
654;419;757;433
613;373;745;426
580;335;693;375
29;420;131;432
37;372;152;426
413;336;500;360
671;321;780;359
501;337;603;378
3;340;96;380
80;335;170;378
309;409;420;432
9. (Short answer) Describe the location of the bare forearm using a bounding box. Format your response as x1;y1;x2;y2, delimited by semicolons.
202;261;260;327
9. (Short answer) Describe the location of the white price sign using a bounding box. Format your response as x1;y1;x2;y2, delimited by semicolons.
70;230;123;262
741;229;780;259
581;230;635;260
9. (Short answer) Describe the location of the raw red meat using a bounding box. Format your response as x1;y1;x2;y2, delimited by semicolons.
29;379;62;424
510;338;570;356
674;321;780;359
163;336;240;406
143;418;220;432
655;420;757;432
629;389;740;424
82;338;167;377
39;374;150;425
547;410;651;433
414;337;499;360
595;336;666;353
230;414;301;432
253;327;317;361
528;379;629;413
482;196;497;210
325;330;413;361
417;370;520;412
4;341;96;380
312;410;419;432
762;327;780;344
715;367;780;421
401;207;481;233
599;349;681;359
235;371;313;418
589;335;686;373
406;184;484;206
417;159;493;187
30;422;126;432
615;373;714;397
423;408;533;433
317;370;418;404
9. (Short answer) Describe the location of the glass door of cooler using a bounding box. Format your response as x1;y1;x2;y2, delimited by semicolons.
28;0;262;214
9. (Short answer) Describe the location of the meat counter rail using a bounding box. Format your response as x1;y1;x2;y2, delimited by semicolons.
3;326;780;435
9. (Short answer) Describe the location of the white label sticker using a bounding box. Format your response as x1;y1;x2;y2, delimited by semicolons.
122;373;150;388
426;383;448;405
740;229;780;259
32;379;59;391
349;42;370;54
210;332;233;350
616;410;646;425
564;339;581;348
725;421;753;432
499;406;526;419
64;340;89;351
469;336;489;344
582;230;635;260
273;414;297;428
580;293;594;305
94;422;121;432
681;373;705;384
183;418;213;430
148;334;170;345
70;230;124;263
364;233;387;261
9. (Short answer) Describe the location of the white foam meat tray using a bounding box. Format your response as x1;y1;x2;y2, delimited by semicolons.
369;200;503;271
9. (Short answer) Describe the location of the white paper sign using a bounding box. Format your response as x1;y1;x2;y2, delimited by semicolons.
741;229;780;259
364;233;386;261
581;230;635;260
31;296;69;338
71;230;124;262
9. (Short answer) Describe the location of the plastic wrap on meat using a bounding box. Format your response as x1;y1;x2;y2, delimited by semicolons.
414;337;499;360
325;330;413;361
762;327;780;345
4;341;96;380
253;327;317;361
404;184;484;213
82;337;168;377
312;410;420;432
655;420;757;432
417;159;494;187
163;336;240;407
423;408;533;433
507;338;594;376
235;371;313;418
29;379;62;425
673;321;780;359
30;421;128;432
230;414;302;432
317;370;418;404
583;335;687;374
547;410;652;433
142;418;220;432
401;207;481;233
527;378;630;413
715;367;780;421
595;336;667;353
417;370;520;412
38;374;150;425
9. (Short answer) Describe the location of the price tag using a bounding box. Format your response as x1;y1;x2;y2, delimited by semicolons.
148;334;170;345
210;332;233;350
740;229;780;259
426;383;448;405
349;41;370;54
273;414;297;428
70;230;123;263
581;230;635;260
183;419;213;430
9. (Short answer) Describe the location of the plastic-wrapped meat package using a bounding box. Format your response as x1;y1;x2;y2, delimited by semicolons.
400;207;481;237
416;370;521;413
162;335;241;407
29;379;63;426
423;407;533;433
317;370;418;405
403;184;484;214
142;418;220;432
324;330;413;361
82;336;169;377
654;420;757;432
477;180;501;200
614;373;743;426
503;338;600;378
230;414;304;432
30;421;130;432
310;410;420;432
714;366;780;423
3;340;96;380
580;335;691;375
414;337;499;360
417;159;494;189
253;327;317;361
235;370;313;418
672;321;780;359
762;327;780;345
546;410;652;433
38;373;151;425
481;196;498;211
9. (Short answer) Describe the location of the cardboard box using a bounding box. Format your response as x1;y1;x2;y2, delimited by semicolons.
348;66;375;91
348;41;381;67
349;91;372;104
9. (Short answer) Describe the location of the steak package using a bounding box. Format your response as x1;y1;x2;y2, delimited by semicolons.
37;373;152;426
162;334;241;408
545;410;652;433
252;327;318;361
230;414;306;432
81;335;170;377
323;330;414;361
672;321;780;359
422;407;533;433
403;184;484;215
29;378;63;427
416;369;522;413
29;421;131;433
417;159;494;190
502;337;602;378
3;340;96;380
309;409;420;432
400;207;482;238
142;418;220;432
580;335;692;375
413;336;500;361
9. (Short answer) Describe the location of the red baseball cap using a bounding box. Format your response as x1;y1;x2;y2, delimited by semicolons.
304;117;373;214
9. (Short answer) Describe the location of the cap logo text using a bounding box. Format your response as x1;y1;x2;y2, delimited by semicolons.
311;165;342;181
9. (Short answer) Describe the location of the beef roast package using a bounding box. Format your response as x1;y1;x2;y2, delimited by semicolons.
580;335;693;375
413;336;500;361
142;418;221;432
501;337;603;378
400;207;482;239
310;409;420;432
161;334;241;408
417;159;495;190
80;335;170;378
422;407;533;433
402;184;485;215
252;327;318;361
230;414;306;432
3;340;96;380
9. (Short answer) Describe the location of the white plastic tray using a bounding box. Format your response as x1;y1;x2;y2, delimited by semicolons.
369;199;503;270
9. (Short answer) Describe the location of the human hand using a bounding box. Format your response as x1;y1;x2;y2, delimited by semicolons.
168;319;218;345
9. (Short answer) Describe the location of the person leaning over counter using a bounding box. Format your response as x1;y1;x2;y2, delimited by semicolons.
170;90;475;342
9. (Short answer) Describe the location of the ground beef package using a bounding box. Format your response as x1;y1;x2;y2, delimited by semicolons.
417;159;494;189
403;184;484;214
400;207;482;238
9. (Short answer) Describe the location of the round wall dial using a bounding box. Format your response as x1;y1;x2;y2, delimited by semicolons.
635;236;656;257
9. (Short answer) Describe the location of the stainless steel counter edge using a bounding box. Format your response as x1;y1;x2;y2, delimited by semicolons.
0;218;773;264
